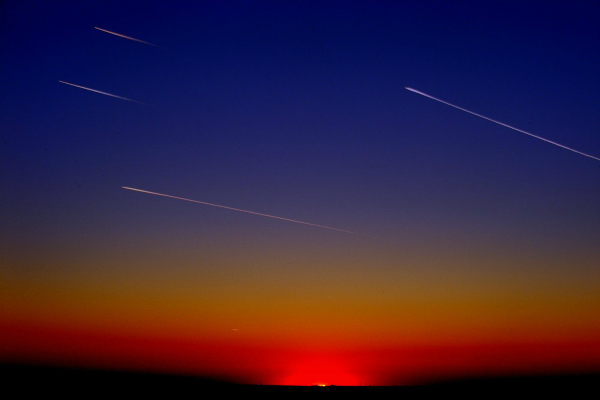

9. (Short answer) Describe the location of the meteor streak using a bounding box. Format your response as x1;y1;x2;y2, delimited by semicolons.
95;27;159;47
122;187;360;235
59;81;145;104
405;87;600;162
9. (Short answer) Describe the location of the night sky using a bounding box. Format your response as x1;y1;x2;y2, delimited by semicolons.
1;1;599;386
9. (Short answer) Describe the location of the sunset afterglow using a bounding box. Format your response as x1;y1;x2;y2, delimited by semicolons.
1;1;599;386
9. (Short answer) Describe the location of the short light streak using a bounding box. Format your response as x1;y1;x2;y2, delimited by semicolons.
95;27;160;47
122;186;360;235
59;81;146;104
406;87;600;162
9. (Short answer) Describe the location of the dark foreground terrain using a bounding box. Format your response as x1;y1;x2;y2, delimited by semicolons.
2;363;598;395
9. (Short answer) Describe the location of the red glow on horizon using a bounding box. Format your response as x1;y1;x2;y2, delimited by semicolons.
278;357;361;386
2;320;600;386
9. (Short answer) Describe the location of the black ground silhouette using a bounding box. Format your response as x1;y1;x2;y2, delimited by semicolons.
2;363;598;394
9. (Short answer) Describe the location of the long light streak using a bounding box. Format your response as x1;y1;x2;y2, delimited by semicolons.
406;87;600;162
95;27;159;47
122;186;360;235
59;81;145;104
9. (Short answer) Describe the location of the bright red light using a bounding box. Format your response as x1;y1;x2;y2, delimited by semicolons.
279;357;361;386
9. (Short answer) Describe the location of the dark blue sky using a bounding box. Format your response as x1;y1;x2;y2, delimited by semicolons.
2;0;599;257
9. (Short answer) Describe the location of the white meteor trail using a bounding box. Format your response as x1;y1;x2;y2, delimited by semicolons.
59;81;145;104
122;186;360;235
405;87;600;162
95;27;159;47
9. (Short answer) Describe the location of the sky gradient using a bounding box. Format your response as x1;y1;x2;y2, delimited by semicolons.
1;0;599;385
